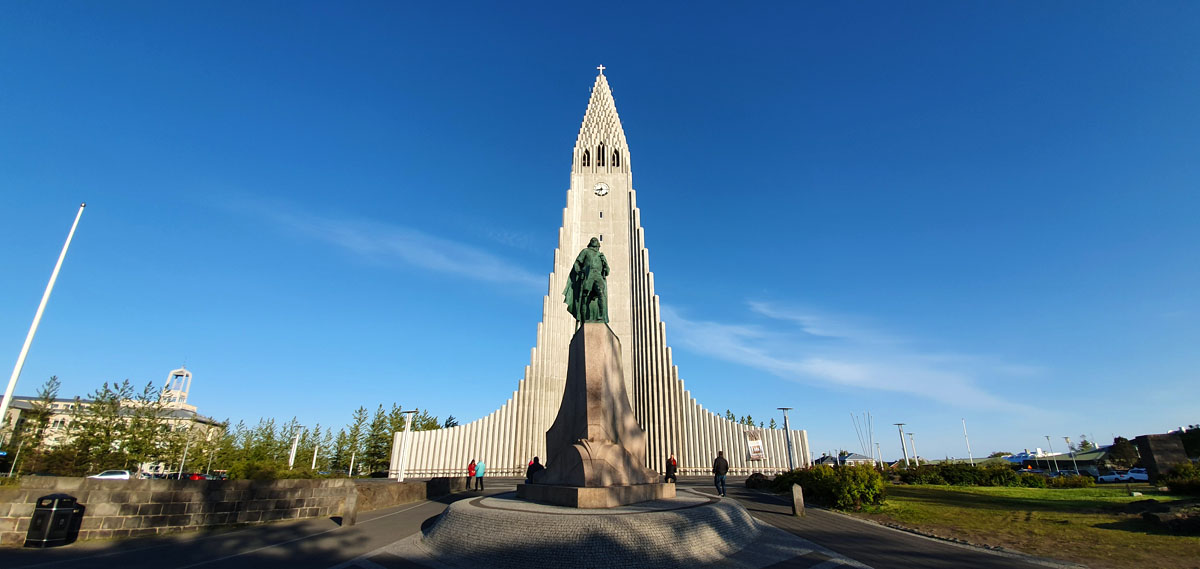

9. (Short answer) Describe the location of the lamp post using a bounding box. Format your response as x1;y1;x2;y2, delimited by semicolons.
1064;436;1079;473
178;427;193;478
396;410;417;481
778;408;795;471
875;441;882;469
1045;435;1059;472
0;203;85;446
962;418;975;466
287;427;305;470
907;433;920;466
894;423;910;467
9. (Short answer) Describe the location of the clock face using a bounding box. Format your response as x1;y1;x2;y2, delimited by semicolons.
594;182;609;196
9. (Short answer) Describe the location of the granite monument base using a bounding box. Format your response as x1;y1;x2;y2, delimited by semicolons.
516;481;675;508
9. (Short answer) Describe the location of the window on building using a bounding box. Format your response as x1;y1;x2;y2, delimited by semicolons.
598;143;606;166
582;150;590;167
599;211;603;219
612;150;620;167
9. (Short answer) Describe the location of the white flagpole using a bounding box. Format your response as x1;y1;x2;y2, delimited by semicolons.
0;203;86;445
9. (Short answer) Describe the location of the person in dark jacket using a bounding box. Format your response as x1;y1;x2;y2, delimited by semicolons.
665;454;678;483
525;457;545;483
712;450;729;496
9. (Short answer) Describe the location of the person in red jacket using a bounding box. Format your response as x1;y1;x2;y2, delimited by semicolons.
467;459;477;489
665;454;678;483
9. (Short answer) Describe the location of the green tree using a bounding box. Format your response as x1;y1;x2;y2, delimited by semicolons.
1107;436;1139;468
5;376;60;474
1077;435;1096;452
443;415;459;428
364;405;392;472
345;407;369;474
70;380;135;473
768;418;777;430
411;408;441;431
987;451;1012;458
124;381;171;474
725;410;735;421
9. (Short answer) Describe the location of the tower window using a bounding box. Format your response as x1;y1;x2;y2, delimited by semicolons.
598;143;606;166
582;150;590;167
599;211;603;219
599;234;603;241
612;150;620;167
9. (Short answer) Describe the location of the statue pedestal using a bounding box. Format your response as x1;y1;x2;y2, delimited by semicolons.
516;323;665;508
517;482;675;508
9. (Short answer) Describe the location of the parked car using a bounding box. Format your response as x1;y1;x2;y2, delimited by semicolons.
1051;470;1084;478
1127;468;1149;482
1096;471;1130;483
88;470;131;480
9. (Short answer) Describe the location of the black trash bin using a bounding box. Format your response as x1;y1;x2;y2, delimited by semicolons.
25;494;80;548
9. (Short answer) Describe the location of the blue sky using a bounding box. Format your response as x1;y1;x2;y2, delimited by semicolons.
2;2;1198;462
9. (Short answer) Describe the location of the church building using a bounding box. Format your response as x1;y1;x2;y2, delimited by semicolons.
391;68;809;477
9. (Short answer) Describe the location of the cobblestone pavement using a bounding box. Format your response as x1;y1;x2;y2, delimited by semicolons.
0;477;1069;569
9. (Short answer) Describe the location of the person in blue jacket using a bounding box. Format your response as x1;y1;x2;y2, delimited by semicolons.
475;460;486;490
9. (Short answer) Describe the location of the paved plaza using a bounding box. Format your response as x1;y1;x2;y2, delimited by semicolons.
0;478;1069;569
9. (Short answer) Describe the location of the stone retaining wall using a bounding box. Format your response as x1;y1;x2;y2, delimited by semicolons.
0;476;473;547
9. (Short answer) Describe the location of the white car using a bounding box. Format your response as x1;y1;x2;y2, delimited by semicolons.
87;470;131;480
1096;471;1130;483
1126;468;1149;482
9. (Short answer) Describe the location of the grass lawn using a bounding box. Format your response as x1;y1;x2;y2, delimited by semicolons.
851;484;1200;569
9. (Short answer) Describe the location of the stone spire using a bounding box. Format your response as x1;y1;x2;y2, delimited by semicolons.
573;69;630;175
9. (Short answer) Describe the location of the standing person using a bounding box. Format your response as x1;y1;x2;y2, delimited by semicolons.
712;450;729;497
467;459;476;489
525;456;545;483
665;454;678;483
475;459;486;490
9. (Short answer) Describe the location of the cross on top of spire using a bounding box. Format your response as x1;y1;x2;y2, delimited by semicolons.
596;64;605;74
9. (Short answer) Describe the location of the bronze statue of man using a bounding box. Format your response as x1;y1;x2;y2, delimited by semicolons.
563;237;609;324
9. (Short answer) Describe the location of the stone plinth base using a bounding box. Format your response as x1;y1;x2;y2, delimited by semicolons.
516;482;674;508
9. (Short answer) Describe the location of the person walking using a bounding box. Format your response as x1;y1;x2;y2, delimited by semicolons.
665;454;678;483
525;456;545;483
475;459;486;490
467;459;476;489
712;450;729;497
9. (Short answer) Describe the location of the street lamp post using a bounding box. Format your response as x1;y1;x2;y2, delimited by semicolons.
1064;436;1079;473
1045;435;1059;472
894;424;910;467
396;410;418;482
0;203;85;446
778;408;795;471
287;427;305;470
907;433;920;466
962;418;975;466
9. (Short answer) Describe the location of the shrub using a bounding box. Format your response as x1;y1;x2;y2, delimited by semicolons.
1162;463;1200;495
1017;473;1048;488
898;465;947;485
1048;475;1094;488
772;464;885;511
980;465;1018;487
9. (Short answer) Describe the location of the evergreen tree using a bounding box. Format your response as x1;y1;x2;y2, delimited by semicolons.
71;380;135;473
330;428;351;472
364;405;392;472
124;381;171;474
768;418;777;429
443;415;459;428
345;407;369;474
1077;435;1096;452
725;410;735;421
412;408;441;431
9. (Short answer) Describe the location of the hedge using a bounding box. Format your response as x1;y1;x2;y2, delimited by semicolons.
770;464;885;511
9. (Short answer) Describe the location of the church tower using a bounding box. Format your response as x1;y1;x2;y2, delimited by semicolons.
392;69;809;477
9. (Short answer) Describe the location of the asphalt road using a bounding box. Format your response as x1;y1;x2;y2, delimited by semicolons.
0;477;1066;569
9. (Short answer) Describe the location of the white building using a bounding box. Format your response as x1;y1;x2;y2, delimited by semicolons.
391;69;810;478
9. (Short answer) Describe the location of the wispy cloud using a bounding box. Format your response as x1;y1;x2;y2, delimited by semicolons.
230;199;545;290
663;302;1040;413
